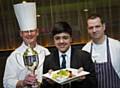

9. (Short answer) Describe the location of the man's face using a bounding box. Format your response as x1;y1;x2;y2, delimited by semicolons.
87;17;105;41
54;33;72;53
20;29;39;46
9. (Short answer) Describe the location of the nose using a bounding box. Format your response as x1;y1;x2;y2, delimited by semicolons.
28;31;32;35
93;27;96;32
59;38;64;43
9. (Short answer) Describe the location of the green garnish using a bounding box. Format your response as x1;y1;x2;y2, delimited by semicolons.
52;69;71;80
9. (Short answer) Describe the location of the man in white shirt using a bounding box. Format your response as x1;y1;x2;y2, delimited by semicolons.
3;2;50;88
82;13;120;88
43;21;97;88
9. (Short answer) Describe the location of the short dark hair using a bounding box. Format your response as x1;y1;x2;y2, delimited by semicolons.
52;21;72;36
87;13;105;24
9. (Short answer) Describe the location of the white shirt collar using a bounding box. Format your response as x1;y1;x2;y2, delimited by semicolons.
22;42;38;49
59;46;71;57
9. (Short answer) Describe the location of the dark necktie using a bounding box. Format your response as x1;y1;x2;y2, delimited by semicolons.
61;54;66;69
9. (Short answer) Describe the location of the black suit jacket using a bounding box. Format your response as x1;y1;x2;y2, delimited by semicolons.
43;47;97;88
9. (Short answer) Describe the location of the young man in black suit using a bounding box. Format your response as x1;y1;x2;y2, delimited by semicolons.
43;21;97;88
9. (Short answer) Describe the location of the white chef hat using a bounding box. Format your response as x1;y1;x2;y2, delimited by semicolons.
13;2;37;31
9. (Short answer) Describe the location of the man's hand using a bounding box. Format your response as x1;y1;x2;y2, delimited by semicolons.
16;74;37;88
23;73;37;86
78;67;86;80
44;69;55;84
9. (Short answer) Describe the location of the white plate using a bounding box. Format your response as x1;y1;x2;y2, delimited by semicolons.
43;68;90;85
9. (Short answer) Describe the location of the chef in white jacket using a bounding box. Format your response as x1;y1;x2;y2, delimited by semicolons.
3;2;50;88
82;13;120;88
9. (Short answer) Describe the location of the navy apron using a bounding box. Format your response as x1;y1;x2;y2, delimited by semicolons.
90;38;120;88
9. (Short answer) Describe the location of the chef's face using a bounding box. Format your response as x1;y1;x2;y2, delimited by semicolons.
53;32;72;53
20;29;39;46
87;17;105;42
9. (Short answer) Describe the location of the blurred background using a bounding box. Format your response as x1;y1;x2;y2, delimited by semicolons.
0;0;120;51
0;0;120;87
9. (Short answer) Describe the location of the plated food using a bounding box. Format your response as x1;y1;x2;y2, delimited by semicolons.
43;68;90;85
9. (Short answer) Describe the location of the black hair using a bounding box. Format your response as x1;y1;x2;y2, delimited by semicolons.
52;21;72;36
87;13;105;24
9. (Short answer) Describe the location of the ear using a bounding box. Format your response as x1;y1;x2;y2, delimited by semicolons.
70;37;72;43
36;28;39;36
19;31;23;37
103;23;106;31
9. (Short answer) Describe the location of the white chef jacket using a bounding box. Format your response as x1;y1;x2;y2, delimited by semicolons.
3;42;50;88
82;37;120;79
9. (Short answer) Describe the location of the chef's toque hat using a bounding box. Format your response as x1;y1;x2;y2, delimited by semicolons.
13;2;37;31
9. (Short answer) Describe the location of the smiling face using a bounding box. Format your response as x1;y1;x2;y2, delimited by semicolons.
20;29;39;47
87;17;105;43
54;32;72;53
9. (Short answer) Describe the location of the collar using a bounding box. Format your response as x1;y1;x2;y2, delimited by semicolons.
92;35;107;45
59;46;71;58
22;42;38;50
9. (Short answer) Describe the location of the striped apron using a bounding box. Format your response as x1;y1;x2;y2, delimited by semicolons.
90;38;120;88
